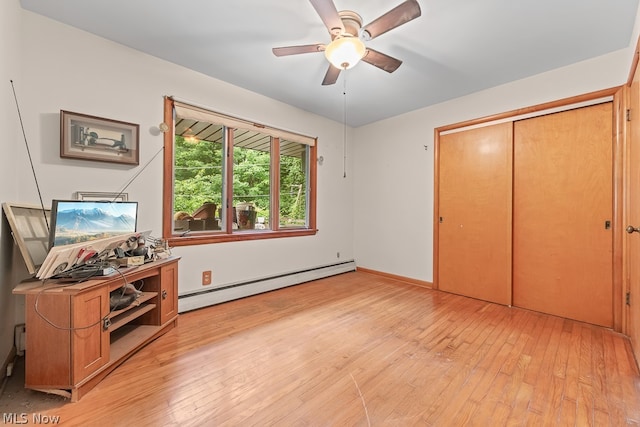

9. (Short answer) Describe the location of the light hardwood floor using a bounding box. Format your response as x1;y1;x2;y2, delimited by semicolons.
13;271;640;425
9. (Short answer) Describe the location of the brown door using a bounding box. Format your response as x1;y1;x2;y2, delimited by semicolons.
438;122;513;305
513;103;613;327
627;63;640;362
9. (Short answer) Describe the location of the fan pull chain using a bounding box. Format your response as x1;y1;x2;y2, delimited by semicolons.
343;70;348;178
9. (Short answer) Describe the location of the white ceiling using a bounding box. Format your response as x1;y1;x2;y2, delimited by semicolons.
19;0;640;127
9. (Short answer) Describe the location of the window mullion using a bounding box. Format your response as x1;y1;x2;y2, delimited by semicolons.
272;137;280;231
225;127;234;234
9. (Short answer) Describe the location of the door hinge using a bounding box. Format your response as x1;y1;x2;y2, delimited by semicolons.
626;292;631;306
627;109;632;122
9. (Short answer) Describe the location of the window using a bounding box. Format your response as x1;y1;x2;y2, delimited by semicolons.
279;139;308;228
163;97;317;245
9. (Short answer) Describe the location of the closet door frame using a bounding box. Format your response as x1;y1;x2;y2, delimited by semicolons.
433;86;625;332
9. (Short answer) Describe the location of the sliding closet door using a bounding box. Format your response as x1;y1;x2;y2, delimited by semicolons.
513;102;613;327
438;122;513;305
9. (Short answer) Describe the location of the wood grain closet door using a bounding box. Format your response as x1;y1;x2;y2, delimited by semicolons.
627;63;640;361
513;102;613;327
438;122;513;305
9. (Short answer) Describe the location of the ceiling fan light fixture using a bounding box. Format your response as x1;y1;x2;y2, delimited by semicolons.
324;36;366;70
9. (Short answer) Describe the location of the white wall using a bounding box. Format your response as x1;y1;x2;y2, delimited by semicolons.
352;47;635;283
0;0;24;370
15;11;354;299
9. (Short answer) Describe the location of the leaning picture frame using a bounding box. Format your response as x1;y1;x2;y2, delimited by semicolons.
60;110;139;165
1;202;50;276
74;191;129;201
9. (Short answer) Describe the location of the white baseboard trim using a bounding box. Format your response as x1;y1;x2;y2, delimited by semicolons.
178;260;356;313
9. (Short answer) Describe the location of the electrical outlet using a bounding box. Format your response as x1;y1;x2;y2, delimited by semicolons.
337;252;340;259
202;270;212;286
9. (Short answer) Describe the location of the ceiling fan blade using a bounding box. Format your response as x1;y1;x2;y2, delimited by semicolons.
362;0;421;40
362;48;402;73
322;64;341;85
272;44;325;57
309;0;345;36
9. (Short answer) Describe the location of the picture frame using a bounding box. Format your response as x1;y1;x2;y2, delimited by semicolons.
60;110;139;165
74;191;129;201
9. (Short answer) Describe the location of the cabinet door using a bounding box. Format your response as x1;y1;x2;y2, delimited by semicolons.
160;261;179;325
25;293;71;388
72;286;110;382
438;122;513;305
513;102;613;327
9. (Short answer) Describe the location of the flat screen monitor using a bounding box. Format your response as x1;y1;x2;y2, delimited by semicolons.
48;200;138;249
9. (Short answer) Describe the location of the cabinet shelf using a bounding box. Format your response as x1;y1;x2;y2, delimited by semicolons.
109;303;156;332
110;324;161;361
109;291;157;317
108;291;157;332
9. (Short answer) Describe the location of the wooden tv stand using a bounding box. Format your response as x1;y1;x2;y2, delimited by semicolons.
13;256;180;402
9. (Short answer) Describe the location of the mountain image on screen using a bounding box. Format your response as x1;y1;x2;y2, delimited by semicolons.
54;208;136;246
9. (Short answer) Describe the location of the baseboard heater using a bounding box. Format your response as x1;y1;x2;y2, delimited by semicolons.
178;260;356;313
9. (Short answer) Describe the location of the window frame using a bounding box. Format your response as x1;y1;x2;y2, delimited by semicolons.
162;96;317;246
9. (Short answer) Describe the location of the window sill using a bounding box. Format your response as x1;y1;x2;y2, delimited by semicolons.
167;228;318;247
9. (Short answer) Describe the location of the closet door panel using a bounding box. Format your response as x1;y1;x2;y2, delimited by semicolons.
438;122;513;305
513;102;613;327
627;61;640;363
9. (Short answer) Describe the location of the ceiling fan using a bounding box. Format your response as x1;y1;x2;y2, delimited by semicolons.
272;0;422;85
